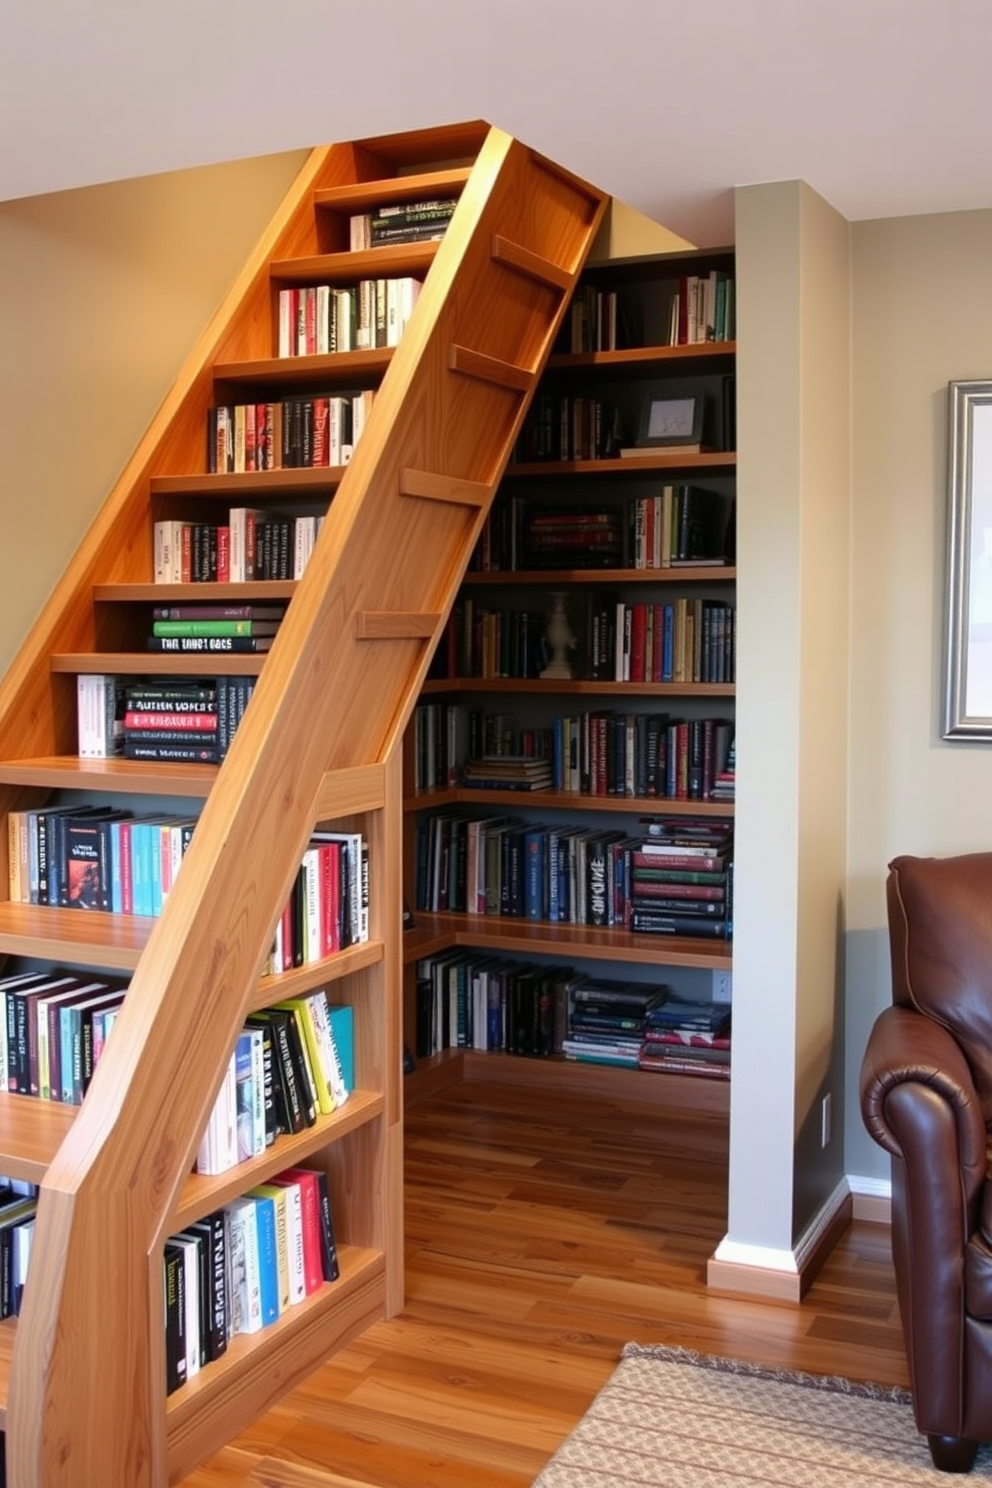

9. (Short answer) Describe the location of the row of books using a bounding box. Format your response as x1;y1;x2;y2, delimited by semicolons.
6;801;369;956
411;701;734;804
554;271;736;354
79;674;258;763
197;995;353;1176
431;593;736;684
0;968;128;1105
205;391;374;474
261;830;370;974
414;813;733;939
469;486;733;573
413;950;732;1072
0;1182;38;1321
513;394;625;464
414;950;576;1059
277;277;421;357
349;196;456;249
164;1164;339;1395
154;510;326;584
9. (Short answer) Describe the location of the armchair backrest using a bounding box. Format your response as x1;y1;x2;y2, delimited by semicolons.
888;852;992;1122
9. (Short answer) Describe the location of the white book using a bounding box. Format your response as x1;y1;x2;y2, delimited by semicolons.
224;1197;263;1335
249;1025;266;1157
277;288;293;358
315;285;331;355
173;1234;202;1378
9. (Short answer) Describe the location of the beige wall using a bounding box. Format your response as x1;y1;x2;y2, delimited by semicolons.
845;206;992;1178
0;148;307;673
724;180;851;1263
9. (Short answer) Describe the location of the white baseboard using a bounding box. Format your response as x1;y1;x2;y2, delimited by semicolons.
847;1172;891;1224
708;1179;852;1302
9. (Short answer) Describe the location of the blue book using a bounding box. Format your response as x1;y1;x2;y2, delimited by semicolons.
251;1193;280;1326
662;605;674;682
324;1004;354;1092
523;827;547;921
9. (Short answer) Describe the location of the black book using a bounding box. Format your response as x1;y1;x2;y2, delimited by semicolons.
312;1168;340;1282
248;1009;305;1135
146;635;273;654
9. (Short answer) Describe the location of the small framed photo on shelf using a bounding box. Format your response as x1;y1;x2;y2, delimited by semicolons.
635;389;704;449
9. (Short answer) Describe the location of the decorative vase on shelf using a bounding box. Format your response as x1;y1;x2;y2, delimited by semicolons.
540;590;577;679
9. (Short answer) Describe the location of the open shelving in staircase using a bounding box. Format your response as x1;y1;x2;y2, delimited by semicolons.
0;121;607;1487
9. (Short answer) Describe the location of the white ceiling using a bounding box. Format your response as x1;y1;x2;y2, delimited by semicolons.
4;0;991;246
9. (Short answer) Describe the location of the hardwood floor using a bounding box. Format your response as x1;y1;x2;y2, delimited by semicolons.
181;1078;905;1488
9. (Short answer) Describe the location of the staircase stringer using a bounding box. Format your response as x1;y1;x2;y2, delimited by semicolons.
5;127;608;1488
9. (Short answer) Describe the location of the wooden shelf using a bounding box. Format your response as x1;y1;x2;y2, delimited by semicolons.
51;653;266;677
94;580;299;602
150;468;345;498
420;677;734;698
0;1096;76;1184
546;341;736;374
0;755;217;797
270;242;440;283
462;565;736;586
402;1046;730;1117
402;910;731;970
313;165;472;213
506;452;736;477
212;348;391;389
403;786;733;817
0;898;385;985
172;1091;384;1231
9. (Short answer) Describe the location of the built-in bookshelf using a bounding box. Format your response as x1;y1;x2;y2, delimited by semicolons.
0;121;610;1485
403;247;736;1112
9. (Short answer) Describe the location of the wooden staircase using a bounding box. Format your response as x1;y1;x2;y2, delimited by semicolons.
0;122;607;1486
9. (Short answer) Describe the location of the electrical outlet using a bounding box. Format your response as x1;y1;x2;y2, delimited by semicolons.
711;970;732;1004
820;1092;832;1148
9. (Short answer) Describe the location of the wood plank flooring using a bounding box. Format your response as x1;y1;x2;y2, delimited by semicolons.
180;1078;905;1488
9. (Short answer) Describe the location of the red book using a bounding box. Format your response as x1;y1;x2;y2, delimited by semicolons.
277;1167;323;1295
629;603;647;683
320;843;341;957
180;526;193;584
215;527;230;584
312;398;329;468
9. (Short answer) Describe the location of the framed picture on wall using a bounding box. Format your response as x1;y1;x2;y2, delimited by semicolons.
943;379;992;740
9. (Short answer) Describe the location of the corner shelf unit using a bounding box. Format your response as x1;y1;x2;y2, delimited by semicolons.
403;244;737;1115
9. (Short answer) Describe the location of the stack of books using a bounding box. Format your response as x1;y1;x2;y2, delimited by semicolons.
638;997;731;1080
629;816;733;939
461;755;554;792
562;977;671;1068
350;197;457;248
147;603;287;657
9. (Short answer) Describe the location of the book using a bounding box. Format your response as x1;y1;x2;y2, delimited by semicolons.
223;1197;263;1335
150;619;282;638
163;1242;188;1394
273;1168;322;1295
146;635;274;654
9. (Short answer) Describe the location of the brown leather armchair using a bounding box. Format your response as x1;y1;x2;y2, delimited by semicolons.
861;852;992;1473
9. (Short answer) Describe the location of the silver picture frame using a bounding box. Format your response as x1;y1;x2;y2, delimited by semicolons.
944;380;992;739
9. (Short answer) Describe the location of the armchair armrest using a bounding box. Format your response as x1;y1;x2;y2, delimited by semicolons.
860;1003;988;1437
860;1003;987;1197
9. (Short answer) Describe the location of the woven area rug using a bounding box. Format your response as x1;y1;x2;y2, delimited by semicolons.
532;1343;992;1486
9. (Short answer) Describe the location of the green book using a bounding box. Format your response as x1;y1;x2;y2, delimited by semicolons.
151;619;282;638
